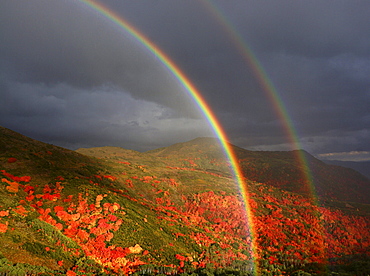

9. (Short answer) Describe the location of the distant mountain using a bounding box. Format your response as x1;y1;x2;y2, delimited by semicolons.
146;137;370;204
322;159;370;179
236;149;370;204
146;137;233;177
1;127;369;275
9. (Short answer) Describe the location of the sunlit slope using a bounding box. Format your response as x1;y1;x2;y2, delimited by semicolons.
1;126;369;275
0;127;251;274
76;144;238;196
145;137;233;177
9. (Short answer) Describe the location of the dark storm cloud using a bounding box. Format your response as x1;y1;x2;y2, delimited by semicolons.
111;0;370;150
0;79;211;151
0;0;197;116
1;0;369;158
223;0;370;58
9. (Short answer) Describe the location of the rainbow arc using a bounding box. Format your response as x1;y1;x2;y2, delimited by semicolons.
201;0;327;265
74;0;326;273
77;0;257;266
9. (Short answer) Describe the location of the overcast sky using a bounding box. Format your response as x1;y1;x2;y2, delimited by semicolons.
1;0;369;160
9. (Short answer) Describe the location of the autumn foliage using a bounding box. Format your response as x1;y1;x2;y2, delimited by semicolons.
0;155;369;275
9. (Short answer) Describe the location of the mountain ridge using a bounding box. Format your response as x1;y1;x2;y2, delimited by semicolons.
129;136;370;204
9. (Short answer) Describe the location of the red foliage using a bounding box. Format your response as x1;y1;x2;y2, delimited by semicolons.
7;157;17;163
54;206;64;212
0;166;368;274
118;161;131;165
0;173;144;274
24;185;35;193
175;254;187;261
63;195;73;203
125;179;134;188
50;193;141;273
173;232;186;238
1;170;31;182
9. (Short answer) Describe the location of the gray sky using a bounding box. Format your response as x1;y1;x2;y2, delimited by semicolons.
1;0;369;160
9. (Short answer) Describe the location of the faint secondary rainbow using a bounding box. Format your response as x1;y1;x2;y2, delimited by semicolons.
202;0;326;264
200;0;318;201
76;0;258;267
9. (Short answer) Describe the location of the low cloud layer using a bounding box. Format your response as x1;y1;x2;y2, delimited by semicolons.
317;151;370;162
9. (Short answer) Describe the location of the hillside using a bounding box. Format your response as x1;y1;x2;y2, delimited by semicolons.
323;160;370;180
0;127;369;275
146;138;370;204
145;137;233;177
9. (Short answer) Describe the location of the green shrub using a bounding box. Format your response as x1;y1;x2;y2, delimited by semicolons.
22;241;49;256
0;258;58;275
29;219;79;249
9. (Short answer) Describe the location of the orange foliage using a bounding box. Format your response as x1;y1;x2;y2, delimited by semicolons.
66;271;77;276
103;175;117;181
2;178;19;193
0;210;9;217
0;222;8;233
14;205;28;216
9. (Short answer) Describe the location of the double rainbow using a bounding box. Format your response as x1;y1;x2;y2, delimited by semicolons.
202;0;326;263
75;0;325;273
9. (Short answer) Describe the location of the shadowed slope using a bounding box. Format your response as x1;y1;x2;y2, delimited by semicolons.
145;137;370;204
323;160;370;180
